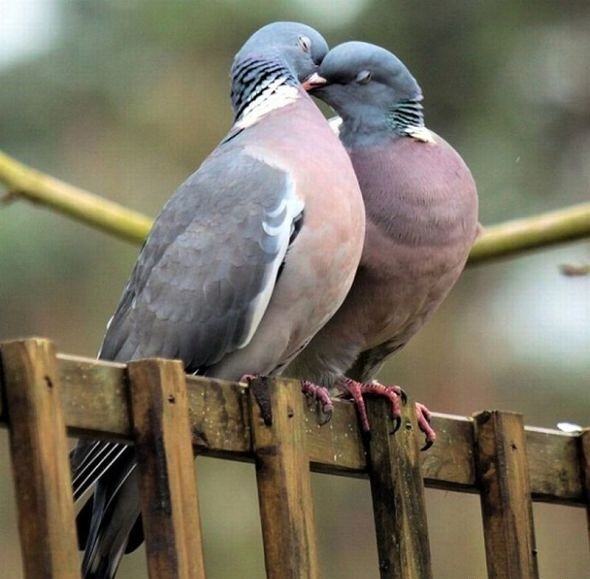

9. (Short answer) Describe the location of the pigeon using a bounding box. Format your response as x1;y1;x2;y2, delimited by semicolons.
288;41;479;447
70;23;365;578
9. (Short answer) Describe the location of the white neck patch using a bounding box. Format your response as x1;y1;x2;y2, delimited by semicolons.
327;115;435;144
235;79;299;130
404;125;436;144
328;115;343;136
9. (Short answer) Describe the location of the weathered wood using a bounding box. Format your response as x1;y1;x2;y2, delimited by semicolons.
249;377;319;579
579;428;590;543
0;339;79;579
59;355;130;440
527;426;584;504
0;352;586;505
422;414;475;492
474;411;539;579
128;358;206;579
366;399;432;579
305;394;368;475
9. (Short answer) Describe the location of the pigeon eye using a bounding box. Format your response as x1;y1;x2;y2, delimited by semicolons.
298;36;312;53
356;70;372;84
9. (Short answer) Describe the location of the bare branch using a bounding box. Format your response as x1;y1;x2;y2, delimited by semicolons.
469;202;590;266
1;149;589;264
0;150;151;244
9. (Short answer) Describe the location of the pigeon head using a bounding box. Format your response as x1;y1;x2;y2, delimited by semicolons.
312;42;425;139
233;22;329;84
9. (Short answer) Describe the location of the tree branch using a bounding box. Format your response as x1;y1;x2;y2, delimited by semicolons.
1;149;589;264
0;150;151;244
469;202;590;265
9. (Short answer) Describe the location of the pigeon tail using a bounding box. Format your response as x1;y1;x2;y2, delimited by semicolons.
80;448;140;579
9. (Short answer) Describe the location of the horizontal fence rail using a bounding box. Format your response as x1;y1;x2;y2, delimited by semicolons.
0;350;585;507
1;339;589;579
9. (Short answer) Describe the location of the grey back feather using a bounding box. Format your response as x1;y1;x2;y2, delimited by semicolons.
75;145;305;577
100;149;303;373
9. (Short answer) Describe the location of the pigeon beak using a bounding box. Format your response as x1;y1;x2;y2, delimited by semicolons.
302;73;327;92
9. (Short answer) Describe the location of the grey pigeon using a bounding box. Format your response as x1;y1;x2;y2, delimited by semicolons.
70;23;365;578
288;41;479;446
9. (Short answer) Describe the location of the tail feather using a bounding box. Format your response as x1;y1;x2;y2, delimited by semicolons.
71;270;149;576
72;442;128;504
77;446;129;503
81;448;140;579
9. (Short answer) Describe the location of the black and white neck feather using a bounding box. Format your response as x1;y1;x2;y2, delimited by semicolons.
231;56;300;129
388;97;434;143
329;96;435;145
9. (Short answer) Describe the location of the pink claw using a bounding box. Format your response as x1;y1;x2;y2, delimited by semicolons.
337;379;437;450
301;380;334;424
415;402;437;450
337;378;405;433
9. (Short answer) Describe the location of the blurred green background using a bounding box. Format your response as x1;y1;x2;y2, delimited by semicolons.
1;1;589;577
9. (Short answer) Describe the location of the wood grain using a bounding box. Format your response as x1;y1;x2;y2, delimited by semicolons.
422;414;476;492
0;353;586;505
128;358;206;579
366;399;432;579
249;377;319;579
527;426;583;504
474;411;539;579
0;339;79;579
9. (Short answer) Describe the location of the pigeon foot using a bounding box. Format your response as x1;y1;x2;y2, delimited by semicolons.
301;380;334;425
337;379;436;450
336;378;406;434
415;402;436;451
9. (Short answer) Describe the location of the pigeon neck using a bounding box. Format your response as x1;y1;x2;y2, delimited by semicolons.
387;98;434;143
231;56;300;129
340;97;433;147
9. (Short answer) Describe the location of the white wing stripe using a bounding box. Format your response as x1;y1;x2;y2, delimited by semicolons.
238;176;304;349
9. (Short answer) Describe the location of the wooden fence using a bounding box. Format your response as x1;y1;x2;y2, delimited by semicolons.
0;338;588;578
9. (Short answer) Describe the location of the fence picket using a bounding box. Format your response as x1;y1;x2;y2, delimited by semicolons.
1;338;80;579
366;398;433;579
474;411;539;579
128;358;206;579
579;428;590;546
249;377;319;579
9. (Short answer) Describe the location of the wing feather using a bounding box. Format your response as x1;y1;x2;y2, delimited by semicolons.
99;150;303;372
73;150;304;522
